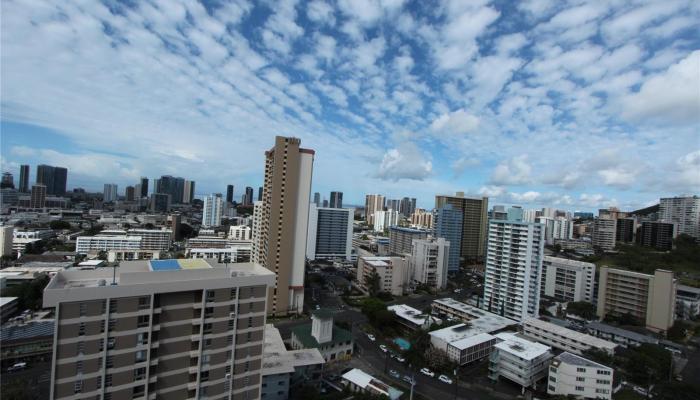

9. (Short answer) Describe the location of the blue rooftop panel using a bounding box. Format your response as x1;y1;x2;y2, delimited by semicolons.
150;259;181;271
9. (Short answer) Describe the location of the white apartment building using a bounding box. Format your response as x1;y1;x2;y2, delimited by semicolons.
306;205;354;261
228;225;252;241
537;217;574;245
488;332;553;390
373;210;399;232
76;235;142;254
188;243;253;263
592;218;616;251
364;194;385;225
483;220;545;321
127;229;172;251
409;237;450;290
522;318;617;356
202;193;224;227
103;183;117;203
547;352;614;400
659;196;700;239
541;256;596;303
356;256;409;296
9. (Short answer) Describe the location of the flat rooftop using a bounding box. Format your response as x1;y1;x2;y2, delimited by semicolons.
262;324;324;376
552;352;611;369
432;298;517;328
494;332;551;361
361;257;392;267
523;318;617;351
388;304;440;326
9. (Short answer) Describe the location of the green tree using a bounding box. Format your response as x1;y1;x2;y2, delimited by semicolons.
565;301;597;320
667;321;691;342
0;274;51;311
366;270;381;296
622;344;672;385
49;220;71;230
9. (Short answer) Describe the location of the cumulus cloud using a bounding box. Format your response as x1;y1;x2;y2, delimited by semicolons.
490;155;532;186
620;50;700;125
375;142;432;181
430;109;480;135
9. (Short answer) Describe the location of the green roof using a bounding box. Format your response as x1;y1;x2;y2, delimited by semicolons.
291;323;353;349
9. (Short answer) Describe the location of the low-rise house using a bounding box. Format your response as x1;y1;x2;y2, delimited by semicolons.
290;310;353;362
547;352;613;400
341;368;403;400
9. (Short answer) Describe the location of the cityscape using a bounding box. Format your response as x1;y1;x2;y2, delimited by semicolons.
1;1;699;400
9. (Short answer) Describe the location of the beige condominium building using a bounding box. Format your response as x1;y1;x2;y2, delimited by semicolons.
42;258;274;400
596;267;676;333
435;193;488;264
364;194;385;226
255;136;314;316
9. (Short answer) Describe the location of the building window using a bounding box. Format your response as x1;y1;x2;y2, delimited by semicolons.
230;288;237;300
228;320;234;330
227;335;233;345
575;386;584;391
134;367;146;380
132;385;145;399
105;374;112;387
138;296;150;310
207;290;215;301
77;341;85;355
96;376;102;389
204;339;212;348
109;299;117;313
137;315;150;328
205;307;214;317
73;380;82;394
248;317;253;328
576;377;585;382
107;337;115;349
108;318;116;331
202;354;210;365
106;356;114;368
79;303;87;316
138;332;148;345
576;367;586;373
203;323;212;334
76;360;83;374
135;350;147;363
78;322;86;336
200;371;209;382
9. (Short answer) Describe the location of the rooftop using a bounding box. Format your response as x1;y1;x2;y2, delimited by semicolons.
148;258;212;271
361;257;392;267
342;368;403;400
450;332;496;350
0;297;18;307
291;321;352;349
262;325;324;376
432;298;517;330
388;304;441;327
523;318;617;351
587;322;658;344
493;332;551;361
552;352;611;370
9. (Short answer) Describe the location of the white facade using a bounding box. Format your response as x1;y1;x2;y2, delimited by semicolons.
306;204;354;261
488;332;553;389
409;237;449;290
228;225;252;241
188;244;252;263
0;226;13;257
541;256;596;303
537;217;574;245
251;201;263;264
677;285;700;320
659;196;700;239
373;210;399;232
592;217;616;251
522;318;617;356
103;183;118;203
202;194;224;227
289;150;314;314
483;220;545;321
547;352;613;400
127;229;172;251
76;235;142;254
356;256;409;296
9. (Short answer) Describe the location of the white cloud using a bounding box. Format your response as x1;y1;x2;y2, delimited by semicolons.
376;142;432;181
621;50;700;125
490;155;532;186
433;4;500;70
306;0;335;26
430;109;480;135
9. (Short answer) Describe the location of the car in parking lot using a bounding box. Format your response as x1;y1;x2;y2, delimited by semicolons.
389;370;400;379
395;356;406;363
379;344;388;353
402;375;415;384
6;362;27;373
420;368;435;377
367;333;376;341
438;375;453;384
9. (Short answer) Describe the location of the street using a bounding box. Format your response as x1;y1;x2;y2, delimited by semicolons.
0;360;51;399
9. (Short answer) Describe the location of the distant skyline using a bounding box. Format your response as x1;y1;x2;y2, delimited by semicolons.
1;1;699;211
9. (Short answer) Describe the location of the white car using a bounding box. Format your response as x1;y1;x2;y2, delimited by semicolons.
438;375;453;384
367;334;376;341
420;368;434;377
395;356;406;363
379;344;388;353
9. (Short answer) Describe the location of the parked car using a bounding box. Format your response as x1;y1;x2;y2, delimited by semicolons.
367;334;376;341
395;356;406;363
438;375;453;384
389;370;400;379
402;375;415;384
420;368;435;377
7;362;27;373
379;344;388;353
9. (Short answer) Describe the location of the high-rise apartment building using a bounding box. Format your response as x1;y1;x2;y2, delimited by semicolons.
150;193;171;213
434;204;463;272
637;221;677;250
125;186;135;202
244;187;254;206
591;218;616;251
435;193;488;265
659;196;700;239
372;210;399;232
1;172;14;189
483;220;545;321
30;184;47;209
364;194;385;225
597;267;676;333
313;192;320;206
139;177;149;198
410;237;450;290
226;185;234;203
203;194;224;227
306;204;354;261
43;259;274;400
389;226;428;255
329;191;343;208
399;197;416;216
256;136;314;316
386;199;401;213
19;165;30;193
410;209;433;229
156;176;186;204
36;164;68;195
257;187;263;202
183;180;195;204
0;225;13;257
616;217;636;243
507;206;523;222
103;184;118;203
541;256;595;303
537;217;574;245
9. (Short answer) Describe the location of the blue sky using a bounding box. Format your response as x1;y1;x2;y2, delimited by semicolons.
1;0;698;210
